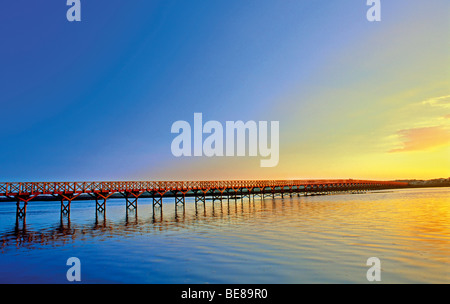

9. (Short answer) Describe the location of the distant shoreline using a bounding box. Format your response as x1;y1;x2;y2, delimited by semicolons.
401;184;450;189
393;178;450;188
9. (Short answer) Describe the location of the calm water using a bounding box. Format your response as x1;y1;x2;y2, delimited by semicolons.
0;187;448;283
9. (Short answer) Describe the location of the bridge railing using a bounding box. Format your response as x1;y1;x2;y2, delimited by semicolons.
0;179;408;197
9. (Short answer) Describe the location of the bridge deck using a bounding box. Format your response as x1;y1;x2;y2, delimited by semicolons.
0;179;408;221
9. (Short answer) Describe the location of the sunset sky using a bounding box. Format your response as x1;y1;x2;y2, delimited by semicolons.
0;1;448;182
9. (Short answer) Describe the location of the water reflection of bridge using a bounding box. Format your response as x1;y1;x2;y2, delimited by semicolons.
0;179;407;222
1;197;303;250
0;189;399;251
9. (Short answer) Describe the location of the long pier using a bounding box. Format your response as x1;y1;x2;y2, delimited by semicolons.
0;180;407;221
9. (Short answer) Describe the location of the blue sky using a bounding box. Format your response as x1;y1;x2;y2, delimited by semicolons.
0;1;448;181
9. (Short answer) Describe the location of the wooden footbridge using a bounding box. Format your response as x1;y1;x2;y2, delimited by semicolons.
0;179;407;220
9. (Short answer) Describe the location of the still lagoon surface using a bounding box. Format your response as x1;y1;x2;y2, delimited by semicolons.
0;187;448;283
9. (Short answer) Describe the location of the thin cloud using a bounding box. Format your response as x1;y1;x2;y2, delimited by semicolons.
389;126;450;153
422;95;450;108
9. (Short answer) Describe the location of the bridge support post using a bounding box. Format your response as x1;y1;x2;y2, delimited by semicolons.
262;189;270;200
152;202;163;220
14;195;37;221
259;188;264;200
152;193;162;208
195;191;205;205
231;188;239;201
60;193;80;218
126;197;137;210
123;191;142;212
175;192;185;207
240;188;250;202
194;191;206;214
212;194;222;203
16;201;27;220
212;189;223;203
95;192;112;216
247;188;254;201
96;198;106;213
61;200;70;217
